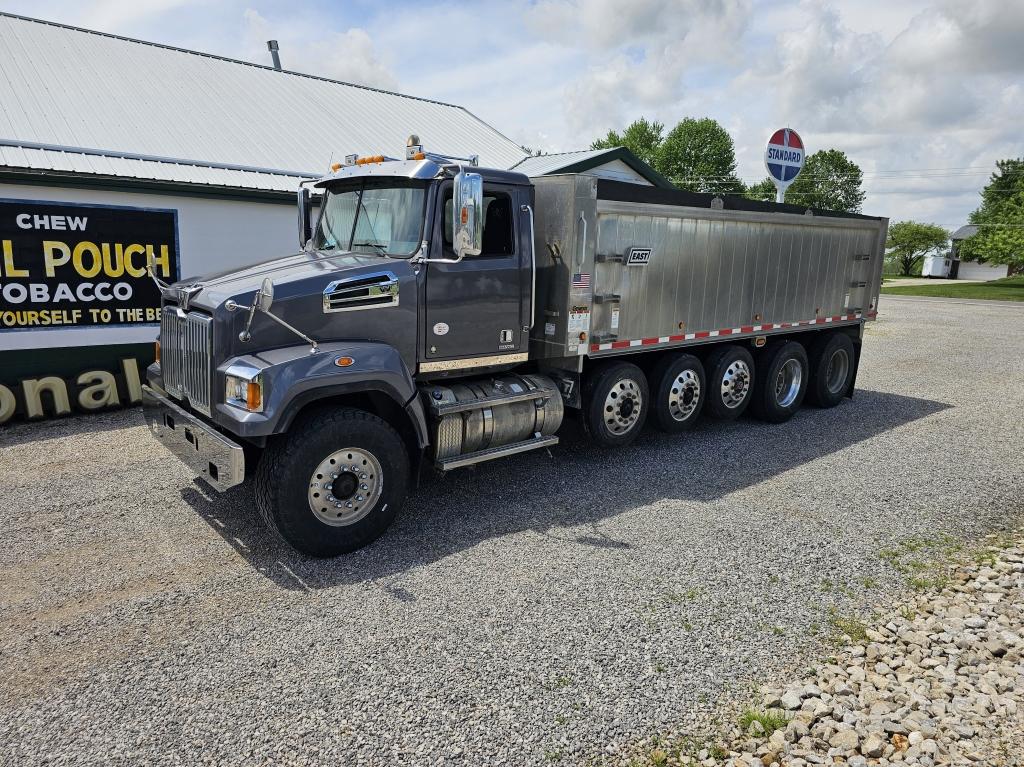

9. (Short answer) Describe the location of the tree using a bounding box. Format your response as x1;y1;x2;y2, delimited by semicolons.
591;116;743;196
590;117;664;168
658;117;744;196
886;221;949;276
958;158;1024;271
745;178;777;203
783;149;866;213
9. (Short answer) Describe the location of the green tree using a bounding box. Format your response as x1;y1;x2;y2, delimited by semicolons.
658;117;744;195
745;178;777;203
886;221;949;276
783;149;866;213
958;158;1024;270
590;117;664;168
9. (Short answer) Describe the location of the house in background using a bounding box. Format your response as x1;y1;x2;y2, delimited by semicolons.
949;225;1009;280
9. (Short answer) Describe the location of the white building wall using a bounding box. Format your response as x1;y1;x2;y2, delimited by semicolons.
957;260;1008;281
0;183;297;350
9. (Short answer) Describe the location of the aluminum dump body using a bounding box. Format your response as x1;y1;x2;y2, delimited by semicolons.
528;176;887;366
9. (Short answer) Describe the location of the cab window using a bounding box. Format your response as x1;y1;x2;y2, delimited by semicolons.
443;190;515;257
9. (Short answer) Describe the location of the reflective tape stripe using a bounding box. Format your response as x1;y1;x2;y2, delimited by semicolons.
590;313;865;352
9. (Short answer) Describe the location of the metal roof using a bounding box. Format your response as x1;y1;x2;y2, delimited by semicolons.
510;146;674;188
0;12;527;194
951;225;978;240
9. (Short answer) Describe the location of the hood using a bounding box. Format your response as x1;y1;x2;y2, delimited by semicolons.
170;249;410;313
163;248;420;367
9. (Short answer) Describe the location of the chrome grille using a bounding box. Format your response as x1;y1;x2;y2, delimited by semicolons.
160;306;213;416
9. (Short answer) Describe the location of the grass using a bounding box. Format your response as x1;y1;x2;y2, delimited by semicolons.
738;707;790;736
829;613;869;643
880;274;1024;301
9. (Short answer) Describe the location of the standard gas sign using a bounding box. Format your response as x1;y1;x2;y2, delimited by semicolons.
0;199;179;331
764;128;805;201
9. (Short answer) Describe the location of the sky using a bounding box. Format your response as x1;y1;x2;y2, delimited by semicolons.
1;0;1021;229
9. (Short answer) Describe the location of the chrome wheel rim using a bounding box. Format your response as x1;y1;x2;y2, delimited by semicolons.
825;349;850;394
720;359;751;409
604;378;644;435
774;358;803;408
307;448;383;527
668;369;701;422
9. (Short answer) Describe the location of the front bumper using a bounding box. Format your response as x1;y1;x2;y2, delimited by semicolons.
142;385;246;492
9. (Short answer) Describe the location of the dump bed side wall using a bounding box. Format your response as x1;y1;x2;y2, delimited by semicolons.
592;200;885;347
528;175;886;363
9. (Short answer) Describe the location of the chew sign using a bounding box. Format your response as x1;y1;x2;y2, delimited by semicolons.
0;199;179;331
764;128;805;203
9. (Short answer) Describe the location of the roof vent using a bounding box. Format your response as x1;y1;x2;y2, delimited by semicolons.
266;40;282;71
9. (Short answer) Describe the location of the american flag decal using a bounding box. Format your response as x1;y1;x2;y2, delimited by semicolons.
571;272;591;290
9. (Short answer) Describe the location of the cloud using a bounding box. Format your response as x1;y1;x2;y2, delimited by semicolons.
2;0;1019;228
525;0;752;139
240;8;396;90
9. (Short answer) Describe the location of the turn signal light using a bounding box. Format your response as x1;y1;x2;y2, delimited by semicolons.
245;381;262;411
334;356;355;367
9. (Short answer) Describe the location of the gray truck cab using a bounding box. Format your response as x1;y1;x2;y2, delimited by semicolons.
143;142;562;556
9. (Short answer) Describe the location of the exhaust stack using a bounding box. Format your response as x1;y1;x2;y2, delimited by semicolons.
266;40;282;71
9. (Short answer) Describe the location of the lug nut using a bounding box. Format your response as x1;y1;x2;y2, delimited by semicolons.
346;502;354;509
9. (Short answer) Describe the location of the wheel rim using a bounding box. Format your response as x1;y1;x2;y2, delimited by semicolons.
604;378;644;435
307;448;383;527
668;369;701;422
720;360;751;409
825;349;850;394
774;358;803;408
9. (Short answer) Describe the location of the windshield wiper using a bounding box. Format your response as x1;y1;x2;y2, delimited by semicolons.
352;241;389;256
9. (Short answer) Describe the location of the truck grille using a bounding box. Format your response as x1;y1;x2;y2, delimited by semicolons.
160;306;214;416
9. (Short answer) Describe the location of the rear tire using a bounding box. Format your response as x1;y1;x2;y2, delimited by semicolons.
255;407;409;557
583;361;649;447
750;340;809;423
807;333;855;408
650;353;705;433
704;345;755;420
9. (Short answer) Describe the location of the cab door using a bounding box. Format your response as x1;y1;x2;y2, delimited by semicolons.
423;182;527;367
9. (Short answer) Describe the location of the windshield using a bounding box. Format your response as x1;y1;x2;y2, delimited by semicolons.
313;179;427;257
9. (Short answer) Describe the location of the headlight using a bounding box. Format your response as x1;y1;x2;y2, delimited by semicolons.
225;373;263;412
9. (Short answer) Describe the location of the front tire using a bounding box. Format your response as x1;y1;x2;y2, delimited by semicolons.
255;407;409;557
583;361;649;447
650;353;705;433
704;345;755;420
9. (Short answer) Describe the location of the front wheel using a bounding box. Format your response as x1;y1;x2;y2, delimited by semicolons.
255;407;409;557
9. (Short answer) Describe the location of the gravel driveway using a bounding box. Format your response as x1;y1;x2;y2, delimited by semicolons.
1;296;1022;766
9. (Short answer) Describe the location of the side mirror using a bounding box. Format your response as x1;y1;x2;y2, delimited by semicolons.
258;277;274;312
297;187;312;248
452;171;483;260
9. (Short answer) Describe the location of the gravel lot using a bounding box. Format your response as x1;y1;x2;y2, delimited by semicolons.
1;296;1022;766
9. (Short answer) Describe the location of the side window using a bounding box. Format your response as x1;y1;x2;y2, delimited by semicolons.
442;189;515;257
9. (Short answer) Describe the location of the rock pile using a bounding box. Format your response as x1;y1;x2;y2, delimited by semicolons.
723;538;1024;766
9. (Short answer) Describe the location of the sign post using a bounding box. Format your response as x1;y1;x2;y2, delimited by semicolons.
764;128;805;203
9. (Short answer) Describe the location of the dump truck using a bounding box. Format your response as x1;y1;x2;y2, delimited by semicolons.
142;139;886;557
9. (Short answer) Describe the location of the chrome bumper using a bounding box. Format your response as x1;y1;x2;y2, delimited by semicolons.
142;385;245;492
